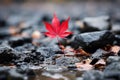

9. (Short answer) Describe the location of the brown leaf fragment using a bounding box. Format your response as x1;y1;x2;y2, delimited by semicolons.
75;49;90;57
94;59;106;70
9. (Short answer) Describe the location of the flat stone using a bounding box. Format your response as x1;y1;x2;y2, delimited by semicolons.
82;16;111;32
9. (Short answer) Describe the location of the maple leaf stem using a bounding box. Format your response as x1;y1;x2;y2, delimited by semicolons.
56;36;59;44
56;36;65;57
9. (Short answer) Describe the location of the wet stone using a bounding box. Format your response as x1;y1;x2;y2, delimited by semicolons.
90;58;99;65
16;68;35;76
82;70;104;80
67;64;77;70
8;69;26;80
15;43;35;52
104;71;120;80
0;67;28;80
56;56;79;67
106;56;120;64
44;65;66;72
39;38;59;48
0;44;17;64
112;23;120;34
0;19;7;27
44;57;55;65
91;49;108;59
17;51;44;65
8;37;32;47
39;14;51;22
72;31;115;53
82;16;111;32
115;35;120;45
36;47;60;58
104;62;120;73
0;28;11;39
118;50;120;56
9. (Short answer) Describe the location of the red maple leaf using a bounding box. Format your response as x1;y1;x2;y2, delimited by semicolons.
44;14;72;38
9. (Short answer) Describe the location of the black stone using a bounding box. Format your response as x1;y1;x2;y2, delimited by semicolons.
90;58;99;65
8;37;32;47
17;51;44;65
40;14;51;22
118;50;120;56
0;19;7;27
71;31;115;53
0;44;17;64
115;35;120;45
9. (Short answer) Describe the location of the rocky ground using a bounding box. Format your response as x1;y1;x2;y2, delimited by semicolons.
0;2;120;80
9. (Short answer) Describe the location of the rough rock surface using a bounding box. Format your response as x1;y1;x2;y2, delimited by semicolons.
71;31;115;52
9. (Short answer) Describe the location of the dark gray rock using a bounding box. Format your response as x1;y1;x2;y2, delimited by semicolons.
71;31;115;52
0;28;11;39
82;70;104;80
40;14;51;22
0;66;35;80
67;64;77;70
15;43;35;52
0;18;7;27
106;56;120;64
104;71;120;80
0;67;23;80
56;56;79;67
112;23;120;34
36;47;60;58
91;49;108;59
15;51;44;65
104;62;120;72
8;37;32;47
90;58;99;65
118;51;120;56
38;38;59;48
115;35;120;45
82;16;111;32
16;67;35;76
0;44;17;64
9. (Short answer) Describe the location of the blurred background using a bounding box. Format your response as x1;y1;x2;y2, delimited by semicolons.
0;0;120;18
0;0;120;33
